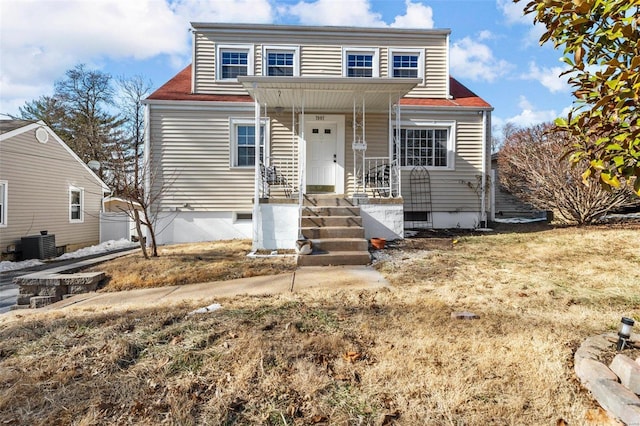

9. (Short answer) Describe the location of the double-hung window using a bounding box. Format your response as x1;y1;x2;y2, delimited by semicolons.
230;119;269;168
217;45;254;80
263;46;299;76
389;49;424;81
394;122;455;169
69;186;84;223
343;48;379;77
0;181;7;227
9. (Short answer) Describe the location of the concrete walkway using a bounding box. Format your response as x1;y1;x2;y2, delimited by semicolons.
2;265;389;318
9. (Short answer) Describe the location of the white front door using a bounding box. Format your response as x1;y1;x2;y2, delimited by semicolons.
306;122;337;191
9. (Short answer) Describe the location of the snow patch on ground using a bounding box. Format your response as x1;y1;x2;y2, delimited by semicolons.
56;239;137;260
493;217;547;224
0;239;137;273
0;259;44;273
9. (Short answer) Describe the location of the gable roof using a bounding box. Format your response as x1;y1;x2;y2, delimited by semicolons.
0;120;110;192
146;64;492;109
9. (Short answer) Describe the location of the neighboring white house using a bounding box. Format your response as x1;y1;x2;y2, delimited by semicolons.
145;23;493;255
0;120;109;259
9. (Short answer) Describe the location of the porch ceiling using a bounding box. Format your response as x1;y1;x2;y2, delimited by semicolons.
238;76;421;112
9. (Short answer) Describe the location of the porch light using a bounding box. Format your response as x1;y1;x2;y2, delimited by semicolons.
616;317;635;351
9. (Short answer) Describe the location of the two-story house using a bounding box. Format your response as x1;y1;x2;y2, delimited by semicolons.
145;23;492;265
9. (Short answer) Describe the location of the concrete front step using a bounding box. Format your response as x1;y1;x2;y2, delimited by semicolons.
303;195;354;207
310;238;368;252
302;206;361;217
297;251;371;266
301;226;365;239
301;216;363;227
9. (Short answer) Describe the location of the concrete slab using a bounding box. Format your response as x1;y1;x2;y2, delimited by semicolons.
3;265;389;317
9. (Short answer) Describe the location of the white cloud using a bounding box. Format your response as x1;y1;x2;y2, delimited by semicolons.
0;0;273;116
450;37;513;82
478;30;494;41
521;62;571;94
284;0;385;26
390;1;434;29
496;0;529;25
499;96;564;128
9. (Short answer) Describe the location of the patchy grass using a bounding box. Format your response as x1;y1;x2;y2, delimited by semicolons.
1;224;639;425
89;239;297;291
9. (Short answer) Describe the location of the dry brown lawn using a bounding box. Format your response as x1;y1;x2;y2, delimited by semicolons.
1;223;639;425
89;239;297;291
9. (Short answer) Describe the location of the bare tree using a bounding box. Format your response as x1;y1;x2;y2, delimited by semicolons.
498;123;637;224
110;75;166;258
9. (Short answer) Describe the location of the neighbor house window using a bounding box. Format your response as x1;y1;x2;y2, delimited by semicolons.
216;45;254;80
69;186;84;222
230;119;269;167
0;181;7;227
389;49;424;81
343;48;379;77
394;122;455;169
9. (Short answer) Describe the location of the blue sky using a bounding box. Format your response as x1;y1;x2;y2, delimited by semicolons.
0;0;574;138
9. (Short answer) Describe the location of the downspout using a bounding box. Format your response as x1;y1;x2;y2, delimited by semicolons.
252;87;261;251
480;110;488;228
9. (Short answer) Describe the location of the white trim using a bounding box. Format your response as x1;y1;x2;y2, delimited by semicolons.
191;29;197;94
229;117;270;168
445;33;451;98
0;180;7;227
393;119;457;171
69;186;84;223
388;48;425;84
262;45;300;77
145;101;254;110
216;44;255;81
342;47;380;77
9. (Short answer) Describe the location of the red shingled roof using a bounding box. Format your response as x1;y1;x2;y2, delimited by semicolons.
147;64;491;108
147;65;252;102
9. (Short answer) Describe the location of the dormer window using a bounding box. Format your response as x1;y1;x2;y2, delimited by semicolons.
263;46;300;76
390;49;424;82
343;48;379;77
216;44;254;81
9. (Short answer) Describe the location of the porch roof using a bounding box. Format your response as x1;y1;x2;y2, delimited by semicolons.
238;76;421;112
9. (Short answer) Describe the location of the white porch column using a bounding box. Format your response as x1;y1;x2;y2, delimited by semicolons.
252;90;261;250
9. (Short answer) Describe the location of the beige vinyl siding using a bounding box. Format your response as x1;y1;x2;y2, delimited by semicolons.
0;130;104;253
300;45;342;76
344;113;389;195
399;112;485;212
268;115;299;188
193;28;449;98
149;106;257;212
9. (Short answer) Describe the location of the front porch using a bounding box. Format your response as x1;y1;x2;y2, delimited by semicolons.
239;76;420;257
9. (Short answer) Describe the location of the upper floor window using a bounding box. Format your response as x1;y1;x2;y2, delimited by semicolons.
263;46;300;77
69;186;84;223
343;48;379;77
389;49;424;81
393;121;455;169
230;118;269;168
216;44;254;81
0;181;7;227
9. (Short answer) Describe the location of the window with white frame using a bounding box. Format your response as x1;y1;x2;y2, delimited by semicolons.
389;49;424;81
263;46;299;76
69;186;84;222
230;119;269;167
217;45;254;80
0;181;7;227
343;48;379;77
394;122;455;169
